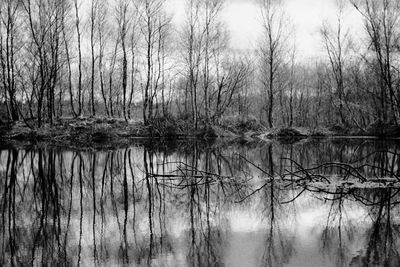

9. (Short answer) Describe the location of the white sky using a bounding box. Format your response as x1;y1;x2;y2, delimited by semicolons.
166;0;364;61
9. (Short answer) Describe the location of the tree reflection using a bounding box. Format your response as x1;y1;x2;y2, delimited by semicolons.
0;140;400;266
320;188;351;267
350;188;400;266
258;144;295;267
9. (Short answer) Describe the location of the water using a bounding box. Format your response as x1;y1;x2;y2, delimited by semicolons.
1;138;400;266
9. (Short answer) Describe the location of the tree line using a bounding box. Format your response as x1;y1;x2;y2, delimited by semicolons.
1;0;400;130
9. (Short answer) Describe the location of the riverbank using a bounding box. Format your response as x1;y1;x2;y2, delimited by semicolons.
0;117;235;148
1;117;400;148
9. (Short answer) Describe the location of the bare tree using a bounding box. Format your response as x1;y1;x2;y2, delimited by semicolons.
90;0;98;116
128;15;140;119
203;0;224;124
320;0;351;126
183;0;202;128
116;0;130;121
287;43;296;127
0;0;21;121
352;0;400;124
97;0;108;116
212;55;251;122
258;0;286;128
22;0;63;127
0;1;20;121
138;0;170;124
108;35;119;118
74;0;83;116
61;0;77;117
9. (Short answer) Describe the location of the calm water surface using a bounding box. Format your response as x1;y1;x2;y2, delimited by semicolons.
1;139;400;267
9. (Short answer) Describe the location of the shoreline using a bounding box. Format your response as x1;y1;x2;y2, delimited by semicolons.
1;117;400;148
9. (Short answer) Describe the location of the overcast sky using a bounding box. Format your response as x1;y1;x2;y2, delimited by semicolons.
166;0;363;61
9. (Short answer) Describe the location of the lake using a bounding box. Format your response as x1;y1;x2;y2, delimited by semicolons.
1;138;400;266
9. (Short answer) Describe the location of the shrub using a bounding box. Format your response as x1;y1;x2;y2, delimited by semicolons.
276;128;303;137
220;115;263;133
